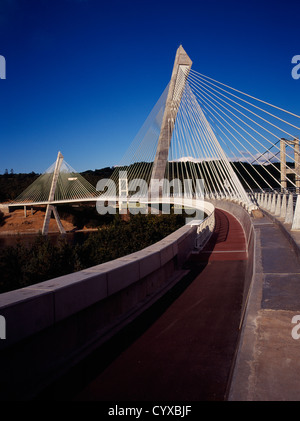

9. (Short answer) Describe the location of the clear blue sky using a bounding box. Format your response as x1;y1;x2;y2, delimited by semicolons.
1;0;300;174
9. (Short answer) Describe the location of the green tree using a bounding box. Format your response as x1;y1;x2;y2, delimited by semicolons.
0;212;186;294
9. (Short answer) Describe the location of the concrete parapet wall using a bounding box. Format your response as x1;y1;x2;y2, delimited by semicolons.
0;222;198;400
209;199;253;242
208;199;255;325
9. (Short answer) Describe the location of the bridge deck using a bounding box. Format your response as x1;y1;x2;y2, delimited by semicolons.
57;208;246;401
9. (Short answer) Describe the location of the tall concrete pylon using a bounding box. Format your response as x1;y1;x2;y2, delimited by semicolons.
280;137;300;193
42;151;66;235
150;45;192;193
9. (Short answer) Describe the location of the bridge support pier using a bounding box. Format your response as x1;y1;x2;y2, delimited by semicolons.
41;151;66;235
280;137;300;192
42;205;66;235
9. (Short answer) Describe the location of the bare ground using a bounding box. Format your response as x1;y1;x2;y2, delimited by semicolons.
0;208;76;235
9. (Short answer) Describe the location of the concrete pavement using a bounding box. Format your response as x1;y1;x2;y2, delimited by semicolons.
229;214;300;401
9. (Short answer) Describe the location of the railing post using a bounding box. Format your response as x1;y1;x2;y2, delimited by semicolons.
275;193;281;216
270;193;276;213
291;195;300;230
285;193;294;224
256;193;260;205
280;193;287;219
267;193;272;211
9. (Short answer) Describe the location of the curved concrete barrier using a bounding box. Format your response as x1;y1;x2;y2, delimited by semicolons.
0;200;215;400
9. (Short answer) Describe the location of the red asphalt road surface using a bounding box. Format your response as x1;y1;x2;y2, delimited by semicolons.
74;208;247;401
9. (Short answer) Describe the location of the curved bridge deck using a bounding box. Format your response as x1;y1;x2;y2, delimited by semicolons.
56;208;247;401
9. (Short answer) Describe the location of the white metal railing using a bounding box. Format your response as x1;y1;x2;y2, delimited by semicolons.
251;190;300;230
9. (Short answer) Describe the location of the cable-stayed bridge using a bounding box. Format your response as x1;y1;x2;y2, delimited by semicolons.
2;45;300;401
6;45;300;236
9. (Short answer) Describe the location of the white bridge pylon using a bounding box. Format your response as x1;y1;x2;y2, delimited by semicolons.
107;44;300;212
42;151;65;235
9;151;102;235
108;45;256;210
8;45;300;232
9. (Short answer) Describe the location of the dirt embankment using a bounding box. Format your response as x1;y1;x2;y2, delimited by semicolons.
0;208;76;235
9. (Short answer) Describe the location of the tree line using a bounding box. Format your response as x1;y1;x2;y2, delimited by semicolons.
0;167;114;203
0;162;291;205
0;212;185;294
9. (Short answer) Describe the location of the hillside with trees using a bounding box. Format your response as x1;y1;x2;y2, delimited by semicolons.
0;212;185;294
0;161;287;204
